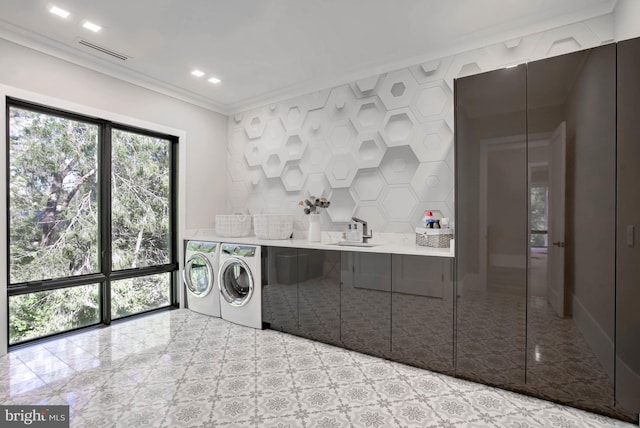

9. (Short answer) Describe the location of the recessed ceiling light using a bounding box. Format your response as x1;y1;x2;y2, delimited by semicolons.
49;6;70;18
83;21;102;32
191;70;205;77
208;77;221;84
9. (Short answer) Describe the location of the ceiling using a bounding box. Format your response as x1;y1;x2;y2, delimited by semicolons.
0;0;616;114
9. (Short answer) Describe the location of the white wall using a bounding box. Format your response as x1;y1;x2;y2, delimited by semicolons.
227;15;616;236
0;38;228;354
614;0;640;41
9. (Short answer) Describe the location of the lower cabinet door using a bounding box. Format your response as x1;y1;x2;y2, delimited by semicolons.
340;251;392;357
262;247;298;334
298;249;341;345
391;255;455;374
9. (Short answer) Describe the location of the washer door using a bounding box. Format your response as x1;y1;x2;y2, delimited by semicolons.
183;253;214;298
219;257;253;307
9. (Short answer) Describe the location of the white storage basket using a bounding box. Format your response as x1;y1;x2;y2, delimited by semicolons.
215;215;252;237
415;227;454;248
253;214;293;240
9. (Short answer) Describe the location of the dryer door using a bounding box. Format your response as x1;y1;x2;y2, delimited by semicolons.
184;253;214;298
219;257;254;307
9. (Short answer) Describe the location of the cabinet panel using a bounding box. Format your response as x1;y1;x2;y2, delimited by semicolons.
455;65;527;388
298;249;340;345
616;37;640;416
391;255;454;374
526;45;622;419
340;251;391;357
262;247;298;334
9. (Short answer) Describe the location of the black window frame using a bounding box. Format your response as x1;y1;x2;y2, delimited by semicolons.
5;97;179;346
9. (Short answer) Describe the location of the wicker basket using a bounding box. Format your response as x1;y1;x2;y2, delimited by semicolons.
215;215;252;237
415;228;453;248
253;214;293;240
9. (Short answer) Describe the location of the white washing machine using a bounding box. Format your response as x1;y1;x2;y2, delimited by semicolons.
218;243;262;329
183;240;221;317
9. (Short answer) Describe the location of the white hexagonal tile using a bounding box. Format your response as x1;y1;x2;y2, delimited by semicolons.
485;35;538;68
304;173;331;200
325;85;358;121
262;178;290;212
279;101;309;131
353;205;387;233
307;89;332;110
327;119;357;153
352;170;386;202
352;133;387;169
228;155;249;182
380;108;418;147
352;96;386;133
410;161;454;202
228;177;250;213
325;153;358;188
281;162;307;192
378;69;419;110
231;113;245;129
244;140;263;167
262;119;287;151
584;15;614;43
301;108;331;141
381;185;418;221
279;132;307;162
530;23;601;61
445;140;455;172
411;202;451;230
248;169;264;191
326;188;357;223
244;112;267;139
261;152;286;178
410;81;453;122
229;127;250;157
409;56;453;84
379;146;420;185
246;193;267;216
300;138;331;174
409;121;453;163
350;75;383;98
444;48;492;91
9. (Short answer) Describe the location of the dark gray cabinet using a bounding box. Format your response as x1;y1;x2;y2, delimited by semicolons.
340;251;392;357
262;247;299;334
455;64;528;389
455;42;637;422
616;37;640;415
391;255;454;374
298;249;341;345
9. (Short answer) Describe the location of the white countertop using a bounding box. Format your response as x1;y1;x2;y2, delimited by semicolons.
184;229;454;258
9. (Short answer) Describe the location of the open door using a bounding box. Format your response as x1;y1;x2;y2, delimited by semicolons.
547;121;566;318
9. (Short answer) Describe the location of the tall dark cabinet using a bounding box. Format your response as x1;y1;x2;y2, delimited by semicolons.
455;65;528;389
455;42;636;421
616;37;640;415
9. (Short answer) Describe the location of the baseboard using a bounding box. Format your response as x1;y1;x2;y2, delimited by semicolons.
572;294;614;380
615;354;640;414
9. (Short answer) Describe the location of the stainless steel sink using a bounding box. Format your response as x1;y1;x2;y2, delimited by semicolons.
327;241;380;247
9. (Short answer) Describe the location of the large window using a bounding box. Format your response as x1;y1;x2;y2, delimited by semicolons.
7;99;178;345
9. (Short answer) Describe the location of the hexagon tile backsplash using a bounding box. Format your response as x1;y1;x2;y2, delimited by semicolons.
227;16;613;234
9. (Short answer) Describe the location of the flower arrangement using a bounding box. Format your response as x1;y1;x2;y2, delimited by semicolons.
298;196;330;215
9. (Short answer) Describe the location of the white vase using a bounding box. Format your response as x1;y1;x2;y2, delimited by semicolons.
307;213;321;242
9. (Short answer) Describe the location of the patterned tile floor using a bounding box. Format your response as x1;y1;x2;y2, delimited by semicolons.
0;309;636;427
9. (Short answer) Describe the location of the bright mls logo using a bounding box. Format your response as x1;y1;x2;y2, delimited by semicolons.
1;406;69;427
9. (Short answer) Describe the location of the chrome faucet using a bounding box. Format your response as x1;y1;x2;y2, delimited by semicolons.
351;217;373;243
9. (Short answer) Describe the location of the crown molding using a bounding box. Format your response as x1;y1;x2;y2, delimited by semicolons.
0;1;615;117
0;20;231;115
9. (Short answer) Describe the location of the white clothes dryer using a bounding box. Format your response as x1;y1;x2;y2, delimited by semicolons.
183;240;221;317
218;243;262;329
